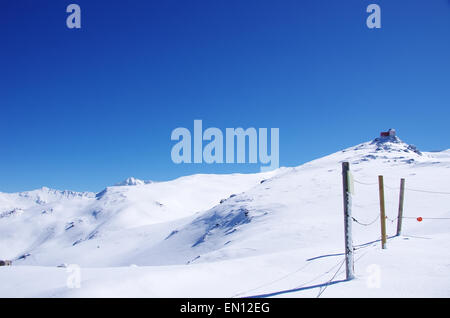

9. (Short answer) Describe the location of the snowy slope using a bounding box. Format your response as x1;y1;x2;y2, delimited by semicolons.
0;133;449;297
0;171;280;266
128;135;449;266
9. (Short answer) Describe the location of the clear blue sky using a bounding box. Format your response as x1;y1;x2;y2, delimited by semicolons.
1;0;449;193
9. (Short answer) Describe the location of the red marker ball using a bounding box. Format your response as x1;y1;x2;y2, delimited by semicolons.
417;217;423;222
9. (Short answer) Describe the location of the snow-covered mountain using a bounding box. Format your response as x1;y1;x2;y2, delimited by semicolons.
0;170;282;266
1;132;449;297
114;177;152;187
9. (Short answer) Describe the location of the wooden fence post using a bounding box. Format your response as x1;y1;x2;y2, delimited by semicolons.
396;178;405;236
378;175;387;249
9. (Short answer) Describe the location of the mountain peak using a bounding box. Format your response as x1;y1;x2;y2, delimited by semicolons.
369;129;422;156
372;128;401;144
114;177;152;187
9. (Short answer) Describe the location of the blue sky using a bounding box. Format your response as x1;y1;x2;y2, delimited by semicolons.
1;0;449;192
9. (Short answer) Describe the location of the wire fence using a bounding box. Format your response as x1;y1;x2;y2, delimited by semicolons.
316;176;450;296
354;177;450;195
234;173;449;299
352;177;450;223
352;215;379;226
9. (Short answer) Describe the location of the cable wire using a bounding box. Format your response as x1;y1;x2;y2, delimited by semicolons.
383;183;450;195
404;188;450;195
316;249;372;298
354;178;450;195
401;216;450;220
316;258;345;298
352;215;380;226
353;179;378;186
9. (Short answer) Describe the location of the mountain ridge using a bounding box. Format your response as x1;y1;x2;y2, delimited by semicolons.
1;132;449;297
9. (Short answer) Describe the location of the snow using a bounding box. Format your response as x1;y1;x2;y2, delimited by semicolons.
114;177;152;187
0;134;449;298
